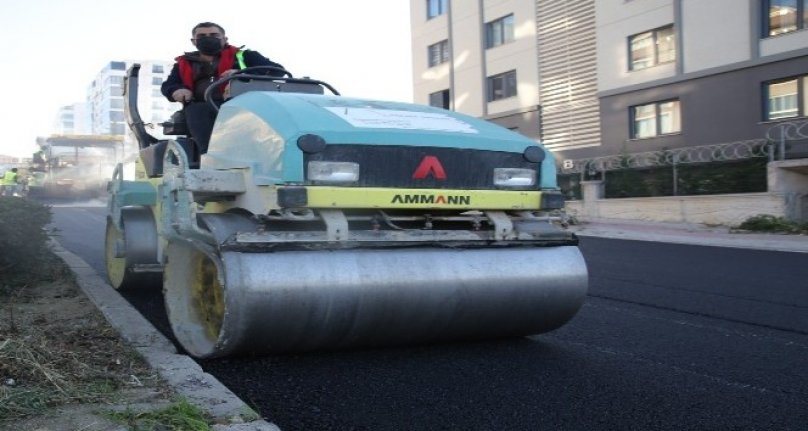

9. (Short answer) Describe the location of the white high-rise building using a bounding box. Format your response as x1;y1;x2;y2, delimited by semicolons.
53;102;91;135
86;60;180;139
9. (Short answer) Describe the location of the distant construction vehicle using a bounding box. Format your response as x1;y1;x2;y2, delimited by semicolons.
29;134;125;200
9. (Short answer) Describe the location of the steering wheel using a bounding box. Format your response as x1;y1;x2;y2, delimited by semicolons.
204;66;292;110
203;67;340;111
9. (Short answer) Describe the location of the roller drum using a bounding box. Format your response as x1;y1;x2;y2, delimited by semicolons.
164;242;588;358
105;207;160;290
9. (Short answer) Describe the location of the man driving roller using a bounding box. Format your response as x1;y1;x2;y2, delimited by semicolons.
161;22;286;155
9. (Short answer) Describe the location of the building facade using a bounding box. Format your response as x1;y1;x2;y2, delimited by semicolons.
410;0;808;162
410;0;542;138
536;0;599;154
53;103;91;135
86;60;179;141
588;0;808;161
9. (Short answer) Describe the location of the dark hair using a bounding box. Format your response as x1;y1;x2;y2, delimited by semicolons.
192;22;225;36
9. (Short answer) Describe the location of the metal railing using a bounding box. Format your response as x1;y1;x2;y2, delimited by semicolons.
765;120;808;160
560;119;808;178
558;139;773;176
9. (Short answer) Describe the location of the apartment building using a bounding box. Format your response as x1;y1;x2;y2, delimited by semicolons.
587;0;808;161
86;60;179;140
410;0;808;162
410;0;542;138
53;103;91;135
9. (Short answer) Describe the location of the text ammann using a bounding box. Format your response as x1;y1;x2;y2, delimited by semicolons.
391;194;471;205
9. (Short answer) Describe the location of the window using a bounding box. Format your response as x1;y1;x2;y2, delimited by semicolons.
765;0;808;36
427;0;447;19
152;64;164;74
486;14;515;49
631;100;681;139
487;70;517;102
152;77;163;85
109;111;125;122
629;25;675;71
429;89;451;109
110;61;126;70
765;76;808;120
110;123;126;135
428;40;450;67
152;89;163;98
110;98;124;109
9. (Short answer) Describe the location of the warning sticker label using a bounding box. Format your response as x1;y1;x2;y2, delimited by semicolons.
324;107;478;134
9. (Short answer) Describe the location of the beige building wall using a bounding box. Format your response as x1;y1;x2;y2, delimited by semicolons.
596;0;675;92
483;0;540;116
410;0;539;130
681;0;750;72
410;2;452;108
450;3;486;116
761;27;808;57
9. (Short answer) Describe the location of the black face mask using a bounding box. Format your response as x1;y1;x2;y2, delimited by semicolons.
196;36;224;55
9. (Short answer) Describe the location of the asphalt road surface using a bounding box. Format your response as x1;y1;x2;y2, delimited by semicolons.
51;205;808;430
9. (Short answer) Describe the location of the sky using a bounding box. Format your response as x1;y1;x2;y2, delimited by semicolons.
0;0;414;158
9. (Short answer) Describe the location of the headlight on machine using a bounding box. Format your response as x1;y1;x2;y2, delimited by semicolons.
307;161;360;184
493;168;536;187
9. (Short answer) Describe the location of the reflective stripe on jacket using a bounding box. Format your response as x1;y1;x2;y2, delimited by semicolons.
1;171;17;185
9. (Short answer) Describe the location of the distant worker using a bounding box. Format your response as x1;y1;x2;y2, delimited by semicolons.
161;21;287;155
1;168;18;196
32;150;46;171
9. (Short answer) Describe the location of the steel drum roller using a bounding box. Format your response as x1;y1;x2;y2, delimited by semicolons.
164;240;588;358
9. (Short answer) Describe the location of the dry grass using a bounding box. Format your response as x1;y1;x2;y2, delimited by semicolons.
0;257;165;422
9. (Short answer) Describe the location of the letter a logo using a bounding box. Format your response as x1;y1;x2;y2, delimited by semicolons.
412;156;447;180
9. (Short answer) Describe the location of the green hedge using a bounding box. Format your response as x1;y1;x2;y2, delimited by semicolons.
0;197;53;286
736;214;808;234
605;159;767;198
558;159;768;199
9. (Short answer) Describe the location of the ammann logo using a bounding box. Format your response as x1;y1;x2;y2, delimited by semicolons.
391;194;471;205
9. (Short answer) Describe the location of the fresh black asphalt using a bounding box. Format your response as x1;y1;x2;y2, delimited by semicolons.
51;206;808;430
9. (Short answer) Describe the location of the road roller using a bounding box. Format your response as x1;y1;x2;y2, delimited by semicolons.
105;64;588;358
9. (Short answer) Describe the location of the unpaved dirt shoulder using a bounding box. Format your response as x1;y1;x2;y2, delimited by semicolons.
46;240;279;430
0;257;172;430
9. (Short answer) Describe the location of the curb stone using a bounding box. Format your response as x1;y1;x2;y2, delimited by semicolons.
49;238;281;431
566;219;808;253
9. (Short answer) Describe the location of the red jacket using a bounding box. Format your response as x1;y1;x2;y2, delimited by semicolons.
161;46;285;102
176;45;240;91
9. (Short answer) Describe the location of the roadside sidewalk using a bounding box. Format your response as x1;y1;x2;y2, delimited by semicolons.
567;217;808;253
49;240;280;431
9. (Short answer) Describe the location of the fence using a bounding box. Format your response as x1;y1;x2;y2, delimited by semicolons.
556;121;808;223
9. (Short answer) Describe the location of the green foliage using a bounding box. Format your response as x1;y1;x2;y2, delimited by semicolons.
104;398;213;431
0;197;54;286
605;167;673;198
735;214;808;234
676;159;768;196
602;159;767;199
